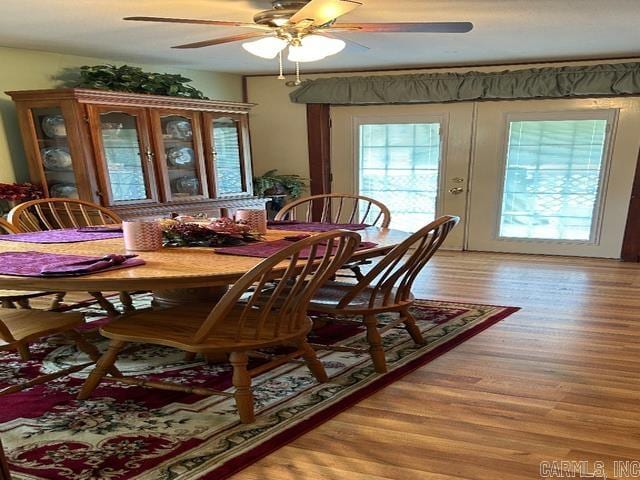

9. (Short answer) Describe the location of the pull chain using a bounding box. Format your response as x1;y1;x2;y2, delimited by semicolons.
277;50;285;80
295;61;301;85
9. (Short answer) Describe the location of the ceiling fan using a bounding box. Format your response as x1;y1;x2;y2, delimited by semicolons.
125;0;473;83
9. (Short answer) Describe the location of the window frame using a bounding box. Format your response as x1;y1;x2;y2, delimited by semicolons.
494;109;618;245
352;114;448;231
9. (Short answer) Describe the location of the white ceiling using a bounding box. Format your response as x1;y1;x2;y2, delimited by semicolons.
1;0;639;74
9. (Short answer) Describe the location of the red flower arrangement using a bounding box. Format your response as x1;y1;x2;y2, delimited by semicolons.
0;182;43;201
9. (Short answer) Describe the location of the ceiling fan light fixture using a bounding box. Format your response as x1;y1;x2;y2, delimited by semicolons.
271;17;290;26
287;34;345;62
241;36;288;59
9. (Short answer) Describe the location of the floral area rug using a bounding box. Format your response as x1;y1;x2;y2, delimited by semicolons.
0;294;518;479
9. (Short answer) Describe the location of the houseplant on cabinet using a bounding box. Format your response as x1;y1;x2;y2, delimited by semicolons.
71;64;207;99
253;169;307;218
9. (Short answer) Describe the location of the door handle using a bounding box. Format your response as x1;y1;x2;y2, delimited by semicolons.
448;187;465;195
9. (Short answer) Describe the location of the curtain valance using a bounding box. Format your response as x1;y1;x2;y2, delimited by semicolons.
289;62;640;105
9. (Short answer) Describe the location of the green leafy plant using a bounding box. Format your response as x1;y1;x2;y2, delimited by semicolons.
253;169;307;199
72;64;207;99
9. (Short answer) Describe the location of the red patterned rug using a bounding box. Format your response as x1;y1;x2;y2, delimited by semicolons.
0;294;518;479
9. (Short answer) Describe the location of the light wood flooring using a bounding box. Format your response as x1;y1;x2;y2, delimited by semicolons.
231;251;640;480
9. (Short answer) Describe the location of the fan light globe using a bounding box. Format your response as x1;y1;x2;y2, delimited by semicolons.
242;37;288;59
287;34;346;62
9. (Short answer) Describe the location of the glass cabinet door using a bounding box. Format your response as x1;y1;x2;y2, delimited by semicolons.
31;107;79;198
92;108;158;205
206;114;252;197
152;111;208;201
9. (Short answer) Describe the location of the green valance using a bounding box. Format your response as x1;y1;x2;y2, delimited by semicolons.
289;62;640;105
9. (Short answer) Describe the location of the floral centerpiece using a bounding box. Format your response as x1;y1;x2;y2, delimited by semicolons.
0;182;43;216
159;217;260;247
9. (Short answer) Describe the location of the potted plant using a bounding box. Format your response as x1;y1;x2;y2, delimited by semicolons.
69;64;208;99
0;182;43;217
253;170;307;218
253;169;307;198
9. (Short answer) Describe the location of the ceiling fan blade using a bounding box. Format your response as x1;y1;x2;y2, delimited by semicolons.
172;32;268;49
289;0;362;27
124;16;272;31
330;22;474;33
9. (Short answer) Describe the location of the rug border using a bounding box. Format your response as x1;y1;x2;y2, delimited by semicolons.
208;304;520;480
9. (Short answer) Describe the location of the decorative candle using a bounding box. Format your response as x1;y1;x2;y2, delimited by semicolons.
235;209;268;234
122;221;163;251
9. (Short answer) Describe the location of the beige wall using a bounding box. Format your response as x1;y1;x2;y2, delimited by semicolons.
0;46;243;183
245;58;640;181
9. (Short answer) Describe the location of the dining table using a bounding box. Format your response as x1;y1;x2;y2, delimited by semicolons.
0;226;413;308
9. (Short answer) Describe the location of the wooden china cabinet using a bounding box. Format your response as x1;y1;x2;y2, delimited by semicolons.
7;88;265;219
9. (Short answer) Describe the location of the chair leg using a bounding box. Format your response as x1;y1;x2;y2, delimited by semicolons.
230;351;255;424
89;292;120;317
65;330;122;377
184;352;197;361
299;341;328;382
1;300;15;309
350;265;365;281
363;314;387;373
16;343;30;361
119;291;136;312
50;292;66;310
402;308;426;345
77;340;125;400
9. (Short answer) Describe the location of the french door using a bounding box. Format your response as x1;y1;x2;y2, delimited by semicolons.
467;98;640;258
331;98;640;258
331;104;473;249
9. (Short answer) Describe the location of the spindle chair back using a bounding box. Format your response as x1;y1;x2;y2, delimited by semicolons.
8;198;121;232
274;193;390;227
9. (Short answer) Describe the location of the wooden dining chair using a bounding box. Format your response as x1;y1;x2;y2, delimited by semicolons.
8;198;121;232
0;218;64;310
7;198;133;315
0;307;108;396
307;215;459;373
77;230;361;423
275;193;391;280
274;193;391;227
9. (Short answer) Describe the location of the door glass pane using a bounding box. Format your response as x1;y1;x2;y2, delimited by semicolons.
359;123;441;231
99;112;149;202
212;117;244;195
159;115;203;198
499;119;608;241
32;108;79;198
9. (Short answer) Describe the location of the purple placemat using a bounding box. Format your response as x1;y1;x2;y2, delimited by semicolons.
215;239;378;259
1;228;123;244
0;252;145;277
267;221;370;232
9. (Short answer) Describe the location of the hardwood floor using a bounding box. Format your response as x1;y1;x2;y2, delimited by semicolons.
232;251;640;480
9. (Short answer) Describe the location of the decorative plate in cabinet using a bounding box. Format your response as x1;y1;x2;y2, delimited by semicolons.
167;147;195;167
41;147;73;171
41;115;67;138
